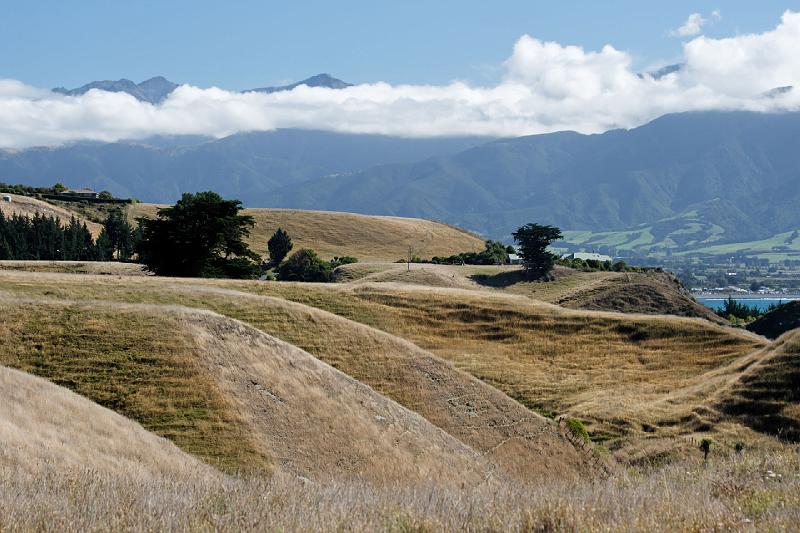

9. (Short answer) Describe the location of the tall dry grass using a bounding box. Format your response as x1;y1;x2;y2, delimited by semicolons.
2;450;798;531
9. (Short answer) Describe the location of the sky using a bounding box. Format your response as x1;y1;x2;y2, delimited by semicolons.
2;0;794;89
2;2;800;147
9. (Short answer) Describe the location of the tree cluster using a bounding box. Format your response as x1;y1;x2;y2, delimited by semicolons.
0;212;97;260
136;192;261;278
430;241;512;265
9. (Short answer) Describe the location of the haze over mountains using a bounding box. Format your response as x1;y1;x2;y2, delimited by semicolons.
2;93;799;247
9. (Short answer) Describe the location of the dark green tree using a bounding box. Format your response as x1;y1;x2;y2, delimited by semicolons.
277;249;333;282
512;223;563;279
267;227;293;265
98;209;136;260
482;240;510;264
136;191;261;278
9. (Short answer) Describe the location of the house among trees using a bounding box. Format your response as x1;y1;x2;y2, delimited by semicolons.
508;253;522;265
60;188;99;199
563;252;613;262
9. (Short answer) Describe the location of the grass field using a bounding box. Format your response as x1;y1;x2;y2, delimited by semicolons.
127;203;484;262
0;270;769;458
3;449;799;531
1;265;798;531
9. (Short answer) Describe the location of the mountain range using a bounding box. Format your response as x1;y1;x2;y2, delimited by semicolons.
265;111;800;244
51;73;351;103
5;78;800;251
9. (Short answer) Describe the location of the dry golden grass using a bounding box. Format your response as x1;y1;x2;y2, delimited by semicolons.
1;270;798;531
0;271;600;481
0;298;264;471
0;260;148;276
127;203;484;261
717;329;800;442
0;295;514;484
335;262;722;321
200;281;765;449
2;450;799;531
0;194;103;236
0;269;770;462
0;364;216;480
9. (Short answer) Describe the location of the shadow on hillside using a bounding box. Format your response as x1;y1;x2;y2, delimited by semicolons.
470;270;526;288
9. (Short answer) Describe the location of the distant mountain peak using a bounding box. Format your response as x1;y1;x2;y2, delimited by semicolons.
245;73;352;94
52;76;179;104
764;85;793;98
52;73;352;102
637;63;685;80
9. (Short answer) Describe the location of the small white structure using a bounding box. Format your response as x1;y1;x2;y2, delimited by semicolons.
508;253;522;265
563;252;613;262
1;195;11;203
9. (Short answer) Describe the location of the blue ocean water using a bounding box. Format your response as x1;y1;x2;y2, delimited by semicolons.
698;298;797;312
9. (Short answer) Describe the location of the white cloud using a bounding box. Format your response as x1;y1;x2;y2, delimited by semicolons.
0;10;799;149
672;13;708;37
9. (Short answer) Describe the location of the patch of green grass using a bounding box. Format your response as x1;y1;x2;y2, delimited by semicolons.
0;302;266;471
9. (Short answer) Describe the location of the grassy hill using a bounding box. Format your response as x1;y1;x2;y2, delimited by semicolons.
3;267;800;530
334;262;722;322
0;193;103;236
718;330;800;442
0;269;764;457
747;301;800;339
128;203;484;262
0;295;511;483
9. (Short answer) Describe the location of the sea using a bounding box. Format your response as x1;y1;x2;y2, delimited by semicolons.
698;297;798;312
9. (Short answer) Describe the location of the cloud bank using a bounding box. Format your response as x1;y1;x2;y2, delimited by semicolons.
2;11;800;149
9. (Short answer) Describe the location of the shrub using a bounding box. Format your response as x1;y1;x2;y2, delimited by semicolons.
566;418;590;443
277;249;333;282
331;256;358;268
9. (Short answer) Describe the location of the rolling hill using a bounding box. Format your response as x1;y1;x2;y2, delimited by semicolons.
127;203;485;262
747;301;800;339
0;193;102;236
0;268;765;457
718;329;800;442
3;266;799;530
0;296;505;483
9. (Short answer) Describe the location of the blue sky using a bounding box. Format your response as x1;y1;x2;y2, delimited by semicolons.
1;0;795;89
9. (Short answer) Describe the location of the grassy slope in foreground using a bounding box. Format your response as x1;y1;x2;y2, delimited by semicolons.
127;203;484;262
0;272;599;481
0;364;214;479
0;269;764;458
0;297;510;484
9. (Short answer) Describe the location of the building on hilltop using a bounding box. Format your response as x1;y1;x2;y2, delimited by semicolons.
61;188;99;199
563;252;613;262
